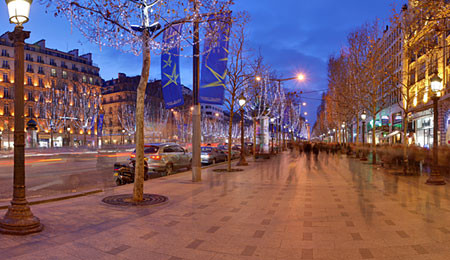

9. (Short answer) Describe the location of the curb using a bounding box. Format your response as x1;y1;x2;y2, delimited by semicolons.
0;156;256;209
0;189;103;210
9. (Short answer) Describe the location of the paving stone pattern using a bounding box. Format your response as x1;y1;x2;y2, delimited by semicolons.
1;153;450;259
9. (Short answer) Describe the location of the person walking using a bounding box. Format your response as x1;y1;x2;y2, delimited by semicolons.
312;143;319;161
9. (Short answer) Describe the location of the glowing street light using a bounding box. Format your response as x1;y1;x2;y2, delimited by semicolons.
0;0;43;235
237;94;248;166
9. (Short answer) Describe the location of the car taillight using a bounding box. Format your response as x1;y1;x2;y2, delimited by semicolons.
130;154;135;158
150;155;161;160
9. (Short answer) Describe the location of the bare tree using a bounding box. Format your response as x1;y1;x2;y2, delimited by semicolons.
46;0;232;201
223;12;251;171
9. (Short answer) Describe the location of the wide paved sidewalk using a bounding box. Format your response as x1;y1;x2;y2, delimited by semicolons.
1;152;450;260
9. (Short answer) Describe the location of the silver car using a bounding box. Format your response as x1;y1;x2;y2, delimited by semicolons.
130;143;192;175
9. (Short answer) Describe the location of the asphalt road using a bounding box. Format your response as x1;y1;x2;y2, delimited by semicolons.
0;151;131;202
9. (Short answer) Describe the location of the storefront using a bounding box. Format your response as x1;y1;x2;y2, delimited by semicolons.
391;113;403;144
412;108;434;148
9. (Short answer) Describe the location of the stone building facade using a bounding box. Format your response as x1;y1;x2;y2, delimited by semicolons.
101;73;193;145
0;33;102;148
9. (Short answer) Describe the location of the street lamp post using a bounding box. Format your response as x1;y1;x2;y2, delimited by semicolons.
237;94;248;166
0;0;43;235
426;74;445;185
191;0;201;182
67;126;71;147
122;129;125;145
361;111;367;161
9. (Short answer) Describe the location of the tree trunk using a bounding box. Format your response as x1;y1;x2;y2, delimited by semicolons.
403;113;408;174
356;116;360;144
372;110;377;165
133;33;150;202
50;130;54;148
227;109;234;172
84;131;87;147
253;119;256;156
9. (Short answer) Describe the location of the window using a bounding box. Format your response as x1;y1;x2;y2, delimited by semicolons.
27;76;32;85
38;66;44;74
72;64;78;71
61;61;67;68
3;73;8;82
173;146;184;153
1;49;8;57
89;77;93;84
163;146;174;153
4;88;9;98
50;59;56;66
26;64;33;73
28;107;33;117
82;75;87;83
28;91;33;101
73;74;78;81
25;53;32;61
37;56;43;63
51;69;57;77
62;71;67;79
144;146;159;154
2;60;9;69
4;104;9;115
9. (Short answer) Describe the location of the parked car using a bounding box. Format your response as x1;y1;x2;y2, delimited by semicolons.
130;143;191;175
201;146;227;164
217;145;239;159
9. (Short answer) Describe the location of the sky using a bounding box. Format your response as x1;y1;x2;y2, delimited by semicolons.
1;0;406;126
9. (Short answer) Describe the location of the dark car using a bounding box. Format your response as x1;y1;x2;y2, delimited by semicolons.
130;143;192;175
217;145;239;159
201;146;227;164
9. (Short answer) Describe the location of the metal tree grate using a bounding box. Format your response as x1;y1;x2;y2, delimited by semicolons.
102;194;168;207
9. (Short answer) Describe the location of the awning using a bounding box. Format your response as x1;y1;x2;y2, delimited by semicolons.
382;130;404;139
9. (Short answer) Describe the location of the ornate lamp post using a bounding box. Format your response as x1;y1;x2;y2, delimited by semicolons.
426;74;445;185
237;94;248;166
0;0;43;235
67;126;71;147
122;129;126;145
360;111;367;161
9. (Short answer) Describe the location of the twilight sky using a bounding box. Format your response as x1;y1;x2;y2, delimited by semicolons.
1;0;406;125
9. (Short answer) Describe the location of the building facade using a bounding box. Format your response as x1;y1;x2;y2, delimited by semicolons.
101;73;193;145
401;2;450;147
0;33;102;148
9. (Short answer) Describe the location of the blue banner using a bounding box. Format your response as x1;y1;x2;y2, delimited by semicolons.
90;113;96;137
98;114;104;137
199;13;231;105
161;24;184;109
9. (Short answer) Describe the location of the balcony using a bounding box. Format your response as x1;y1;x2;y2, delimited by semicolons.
26;68;34;73
61;64;68;69
37;59;45;64
38;70;45;75
49;62;57;67
2;64;10;69
25;57;34;62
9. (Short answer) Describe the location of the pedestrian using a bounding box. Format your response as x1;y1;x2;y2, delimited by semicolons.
312;143;319;160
